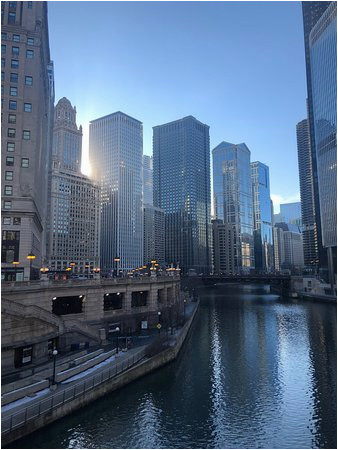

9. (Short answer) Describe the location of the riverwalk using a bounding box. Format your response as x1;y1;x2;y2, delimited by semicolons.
2;300;199;446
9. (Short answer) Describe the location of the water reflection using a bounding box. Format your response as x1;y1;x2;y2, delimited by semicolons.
11;284;336;449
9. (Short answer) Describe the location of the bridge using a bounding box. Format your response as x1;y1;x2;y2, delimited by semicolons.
1;276;182;375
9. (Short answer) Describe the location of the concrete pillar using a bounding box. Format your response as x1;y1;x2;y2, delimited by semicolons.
327;247;335;296
148;285;158;310
123;288;132;311
84;291;104;320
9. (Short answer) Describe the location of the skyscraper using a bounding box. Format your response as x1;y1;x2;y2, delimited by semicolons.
153;116;211;274
302;0;331;268
212;142;255;273
251;161;274;273
309;1;337;283
143;155;153;206
47;98;100;274
90;112;143;274
212;219;235;275
274;202;302;227
297;117;319;267
144;205;165;266
273;223;304;272
1;1;53;280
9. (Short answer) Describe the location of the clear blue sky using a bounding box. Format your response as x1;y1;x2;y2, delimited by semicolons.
48;1;307;212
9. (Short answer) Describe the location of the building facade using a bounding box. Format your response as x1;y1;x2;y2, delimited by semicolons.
143;155;153;206
274;202;303;227
47;98;100;274
274;223;304;272
153;116;211;274
297;118;319;267
1;1;53;281
250;161;274;273
212;141;255;273
212;219;235;275
89;112;143;274
144;204;165;266
302;0;332;268
309;1;337;252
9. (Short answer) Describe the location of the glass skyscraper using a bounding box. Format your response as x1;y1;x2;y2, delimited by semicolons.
309;1;337;251
212;142;255;273
251;162;274;273
89;112;143;274
153;116;211;274
302;1;332;268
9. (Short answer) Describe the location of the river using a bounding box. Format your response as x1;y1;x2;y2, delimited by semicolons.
12;284;337;449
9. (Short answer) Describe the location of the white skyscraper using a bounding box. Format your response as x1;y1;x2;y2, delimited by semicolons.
89;112;143;274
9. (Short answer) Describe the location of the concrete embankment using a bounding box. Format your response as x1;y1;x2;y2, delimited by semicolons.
2;301;199;446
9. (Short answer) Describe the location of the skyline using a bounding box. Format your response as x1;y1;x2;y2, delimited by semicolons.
48;1;307;212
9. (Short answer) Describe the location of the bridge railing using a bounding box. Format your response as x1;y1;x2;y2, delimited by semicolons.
1;347;147;435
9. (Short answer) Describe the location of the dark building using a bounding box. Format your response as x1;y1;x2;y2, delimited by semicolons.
301;1;331;269
297;118;319;268
153;116;211;274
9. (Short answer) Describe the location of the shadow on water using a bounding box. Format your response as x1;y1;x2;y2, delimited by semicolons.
9;284;337;449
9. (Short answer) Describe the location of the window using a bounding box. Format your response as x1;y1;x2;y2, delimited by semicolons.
1;44;6;54
8;12;16;24
1;71;4;81
27;37;34;46
11;59;19;69
6;156;14;166
13;217;21;225
23;130;30;140
26;49;34;59
5;171;13;181
8;114;16;123
21;158;29;168
2;217;11;225
28;1;33;9
12;46;19;56
7;142;15;152
10;86;17;96
10;72;18;83
1;32;7;41
9;100;17;110
8;128;16;138
1;58;5;68
25;76;32;86
24;103;32;112
4;201;12;209
12;34;20;42
9;2;17;10
4;186;13;196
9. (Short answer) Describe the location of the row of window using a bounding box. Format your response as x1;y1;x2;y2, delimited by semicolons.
1;56;33;69
3;217;21;225
6;100;32;111
1;73;33;85
2;32;34;45
1;45;34;59
7;128;31;138
5;156;29;167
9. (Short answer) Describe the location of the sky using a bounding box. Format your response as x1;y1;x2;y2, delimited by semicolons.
48;0;307;213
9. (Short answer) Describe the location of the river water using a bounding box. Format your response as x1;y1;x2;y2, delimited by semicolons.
13;284;336;449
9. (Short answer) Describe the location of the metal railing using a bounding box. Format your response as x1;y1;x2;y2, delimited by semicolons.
1;347;147;435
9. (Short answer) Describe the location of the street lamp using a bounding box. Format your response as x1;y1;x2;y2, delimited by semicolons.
26;252;36;280
183;298;187;319
12;261;20;281
84;262;90;278
52;348;58;385
157;311;162;334
114;257;120;277
115;326;120;354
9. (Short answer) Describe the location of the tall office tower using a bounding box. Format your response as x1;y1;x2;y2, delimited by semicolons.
143;155;153;206
153;116;211;274
274;202;303;226
90;111;143;274
274;223;305;272
297;118;319;267
144;205;165;265
309;1;337;283
212;142;255;273
47;98;100;274
250;162;274;273
302;1;331;268
212;219;235;275
1;1;53;281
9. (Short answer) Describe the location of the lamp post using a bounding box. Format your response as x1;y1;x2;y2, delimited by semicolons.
12;261;20;281
40;266;49;281
85;262;90;278
157;311;162;334
115;326;120;354
69;261;76;276
114;257;120;277
183;298;186;320
26;252;36;280
52;348;58;385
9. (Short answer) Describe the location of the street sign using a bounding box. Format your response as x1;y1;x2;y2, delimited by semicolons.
156;323;162;329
